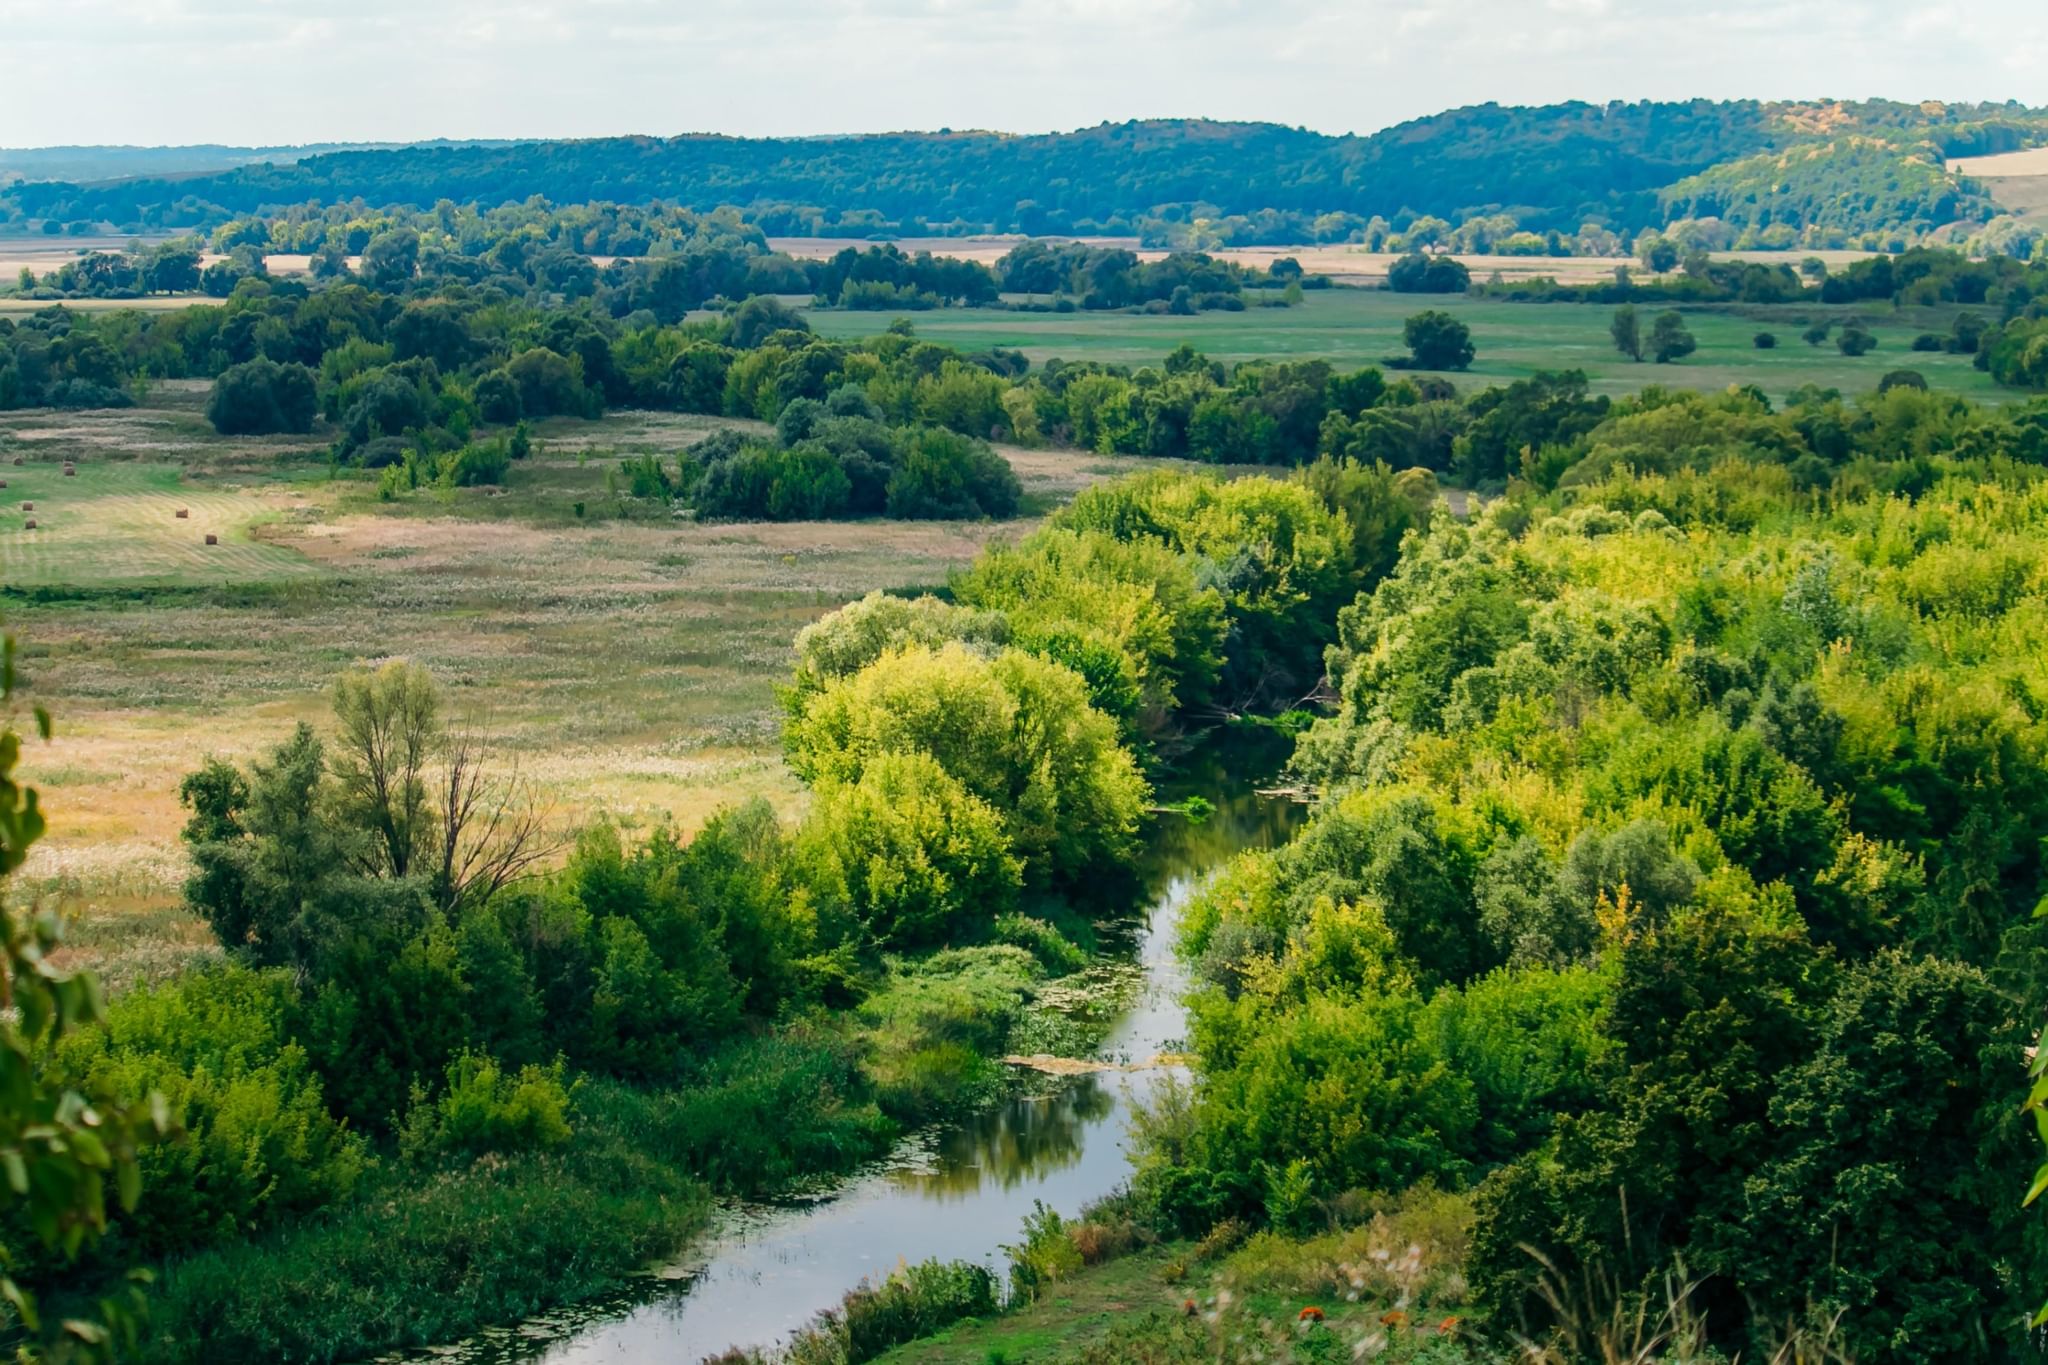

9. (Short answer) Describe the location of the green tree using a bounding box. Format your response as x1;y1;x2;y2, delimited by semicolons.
1647;310;1697;363
206;358;318;436
359;226;420;289
1609;304;1643;362
1400;310;1475;371
797;750;1021;945
784;643;1147;885
1836;321;1877;356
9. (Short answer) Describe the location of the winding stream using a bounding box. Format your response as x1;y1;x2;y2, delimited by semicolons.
414;746;1299;1365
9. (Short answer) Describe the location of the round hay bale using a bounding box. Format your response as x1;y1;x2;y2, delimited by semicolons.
62;467;76;477
204;533;219;546
20;502;31;511
175;508;189;519
9;457;19;467
23;519;35;530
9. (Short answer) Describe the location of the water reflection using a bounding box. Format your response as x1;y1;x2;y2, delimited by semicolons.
892;1080;1116;1198
394;729;1304;1365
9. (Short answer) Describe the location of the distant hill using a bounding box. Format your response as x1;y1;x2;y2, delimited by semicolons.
0;140;513;191
4;101;2044;247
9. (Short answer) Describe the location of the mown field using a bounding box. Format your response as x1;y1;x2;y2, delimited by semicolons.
0;387;1138;991
806;287;2006;401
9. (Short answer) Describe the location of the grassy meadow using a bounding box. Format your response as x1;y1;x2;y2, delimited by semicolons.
0;385;1143;991
806;287;2006;401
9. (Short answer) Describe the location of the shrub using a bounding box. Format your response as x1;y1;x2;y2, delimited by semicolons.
53;965;365;1258
781;1259;998;1365
796;750;1022;946
884;427;1021;520
207;358;318;435
784;643;1148;884
1752;332;1778;350
1836;322;1877;356
398;1053;574;1162
990;913;1089;973
1398;310;1475;371
1387;253;1471;294
693;440;853;520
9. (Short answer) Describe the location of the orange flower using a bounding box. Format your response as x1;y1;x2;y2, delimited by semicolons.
1439;1315;1462;1336
1379;1310;1409;1329
1298;1306;1325;1323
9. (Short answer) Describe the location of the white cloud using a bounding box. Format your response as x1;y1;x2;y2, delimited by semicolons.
0;0;2044;145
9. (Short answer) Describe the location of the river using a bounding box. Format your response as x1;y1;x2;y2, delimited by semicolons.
410;740;1300;1365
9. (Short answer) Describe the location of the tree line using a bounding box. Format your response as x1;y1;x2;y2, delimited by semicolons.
9;100;2044;247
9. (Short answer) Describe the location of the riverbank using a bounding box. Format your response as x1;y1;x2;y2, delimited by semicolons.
120;946;1081;1363
317;733;1300;1365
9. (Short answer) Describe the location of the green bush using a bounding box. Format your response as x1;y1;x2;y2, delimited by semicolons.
990;913;1089;974
884;427;1021;519
797;750;1022;946
53;965;365;1259
784;643;1149;886
206;357;317;435
398;1053;573;1163
780;1258;999;1365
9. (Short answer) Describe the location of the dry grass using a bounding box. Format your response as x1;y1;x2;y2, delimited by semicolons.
0;401;1130;988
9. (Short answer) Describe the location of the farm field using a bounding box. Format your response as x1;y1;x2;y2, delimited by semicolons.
806;287;2007;400
0;392;1141;991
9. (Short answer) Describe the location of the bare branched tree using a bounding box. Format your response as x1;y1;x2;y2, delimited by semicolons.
435;714;558;910
329;660;560;909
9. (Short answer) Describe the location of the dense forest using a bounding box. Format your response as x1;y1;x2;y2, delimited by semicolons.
7;99;2047;251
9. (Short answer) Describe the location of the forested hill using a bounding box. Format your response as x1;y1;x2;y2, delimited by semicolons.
0;140;505;188
7;98;2047;243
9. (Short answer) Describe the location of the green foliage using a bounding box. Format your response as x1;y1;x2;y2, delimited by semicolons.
0;634;172;1359
54;966;363;1260
206;357;317;435
1647;310;1696;363
787;591;1011;706
885;427;1021;520
779;1258;999;1364
398;1053;573;1163
785;643;1148;886
797;751;1022;947
1386;253;1470;294
1396;311;1474;372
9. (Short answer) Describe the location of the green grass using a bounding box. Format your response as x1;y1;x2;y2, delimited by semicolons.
865;1246;1193;1365
806;289;2009;403
0;460;316;588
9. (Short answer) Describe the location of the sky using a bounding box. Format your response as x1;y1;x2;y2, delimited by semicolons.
4;0;2047;148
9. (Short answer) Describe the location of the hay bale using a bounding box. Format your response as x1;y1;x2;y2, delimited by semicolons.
9;458;19;467
62;466;76;478
175;508;189;519
204;533;219;546
23;520;35;530
19;502;31;511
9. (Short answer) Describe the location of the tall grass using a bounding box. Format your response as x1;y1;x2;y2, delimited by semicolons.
135;1029;895;1363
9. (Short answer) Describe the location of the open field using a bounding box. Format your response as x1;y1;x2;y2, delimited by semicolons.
1950;147;2048;221
0;394;1149;991
809;287;2007;400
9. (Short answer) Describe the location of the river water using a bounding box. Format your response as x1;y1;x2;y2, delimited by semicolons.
414;744;1299;1365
